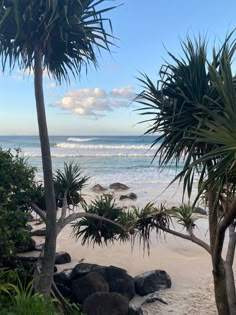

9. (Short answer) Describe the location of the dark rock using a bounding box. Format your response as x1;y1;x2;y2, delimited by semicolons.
193;207;207;215
15;237;36;253
30;228;46;236
109;182;129;190
120;193;137;201
55;282;72;299
96;266;135;300
55;251;71;265
144;292;168;305
26;224;33;231
83;292;129;315
71;271;109;303
134;270;171;296
128;305;144;315
92;184;107;192
54;269;72;286
70;263;104;280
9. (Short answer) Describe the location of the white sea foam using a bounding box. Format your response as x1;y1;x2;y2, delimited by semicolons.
55;143;155;151
67;137;95;142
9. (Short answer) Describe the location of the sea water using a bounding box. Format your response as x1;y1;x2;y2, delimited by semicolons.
0;135;189;205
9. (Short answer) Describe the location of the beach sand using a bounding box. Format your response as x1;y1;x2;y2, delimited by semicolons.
32;184;218;314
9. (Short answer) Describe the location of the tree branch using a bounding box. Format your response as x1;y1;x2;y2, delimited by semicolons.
31;202;46;222
157;224;211;254
56;212;126;236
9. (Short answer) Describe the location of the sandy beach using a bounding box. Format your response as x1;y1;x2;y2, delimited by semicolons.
31;183;218;315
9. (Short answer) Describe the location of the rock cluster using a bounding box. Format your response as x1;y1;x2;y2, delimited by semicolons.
54;263;172;315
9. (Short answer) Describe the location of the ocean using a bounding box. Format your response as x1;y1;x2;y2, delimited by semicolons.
0;135;187;205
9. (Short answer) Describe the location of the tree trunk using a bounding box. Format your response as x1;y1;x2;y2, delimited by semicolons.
208;187;230;314
212;261;230;315
33;48;57;296
225;224;236;315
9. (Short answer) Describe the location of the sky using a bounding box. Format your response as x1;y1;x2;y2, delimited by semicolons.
0;0;236;136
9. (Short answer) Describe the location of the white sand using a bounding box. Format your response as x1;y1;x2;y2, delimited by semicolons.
32;183;219;314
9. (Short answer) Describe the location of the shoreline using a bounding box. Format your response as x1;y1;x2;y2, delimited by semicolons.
31;184;217;314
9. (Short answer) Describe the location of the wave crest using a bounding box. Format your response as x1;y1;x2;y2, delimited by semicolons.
56;143;154;150
67;137;95;142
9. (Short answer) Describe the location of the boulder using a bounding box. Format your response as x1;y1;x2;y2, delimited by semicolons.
193;207;207;215
55;251;71;265
134;270;171;296
109;182;129;190
128;305;144;315
30;228;46;236
120;193;137;201
92;184;107;192
15;237;36;253
70;263;104;280
54;269;72;298
96;266;135;300
71;271;109;303
83;292;129;315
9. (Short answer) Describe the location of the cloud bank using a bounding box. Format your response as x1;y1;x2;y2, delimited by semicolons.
51;85;135;119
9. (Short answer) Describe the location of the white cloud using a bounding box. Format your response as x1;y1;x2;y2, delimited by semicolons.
50;85;135;119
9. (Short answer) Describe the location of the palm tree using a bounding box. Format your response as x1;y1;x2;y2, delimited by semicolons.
136;35;236;315
0;0;115;295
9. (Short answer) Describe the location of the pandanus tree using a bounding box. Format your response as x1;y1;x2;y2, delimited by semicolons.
135;35;236;315
0;0;115;295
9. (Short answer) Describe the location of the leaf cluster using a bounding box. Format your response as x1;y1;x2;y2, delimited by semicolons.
0;0;115;83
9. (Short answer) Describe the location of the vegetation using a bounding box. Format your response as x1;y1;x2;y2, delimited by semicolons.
135;34;236;315
0;0;115;295
0;149;35;258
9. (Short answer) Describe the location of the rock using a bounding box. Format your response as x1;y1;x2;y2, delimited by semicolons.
193;207;207;215
30;228;46;236
55;251;71;265
70;263;104;280
54;269;73;299
109;182;129;190
120;193;137;201
15;237;36;253
128;305;144;315
71;271;109;303
96;266;135;300
143;292;168;305
83;292;129;315
26;224;33;231
92;184;107;192
134;270;171;296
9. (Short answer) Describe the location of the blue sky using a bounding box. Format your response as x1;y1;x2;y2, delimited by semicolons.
0;0;236;136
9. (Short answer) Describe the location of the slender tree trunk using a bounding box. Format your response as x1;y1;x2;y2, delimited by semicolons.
33;47;57;296
225;224;236;315
208;186;230;315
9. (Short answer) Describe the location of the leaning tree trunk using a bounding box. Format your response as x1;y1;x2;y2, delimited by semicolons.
208;187;230;315
33;47;57;296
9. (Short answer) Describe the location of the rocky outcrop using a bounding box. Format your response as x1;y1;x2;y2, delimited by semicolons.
70;262;104;280
83;292;129;315
71;271;109;303
134;270;171;296
128;305;144;315
30;228;46;237
96;265;135;300
92;184;107;193
15;237;36;253
120;193;137;201
109;183;129;190
55;251;71;265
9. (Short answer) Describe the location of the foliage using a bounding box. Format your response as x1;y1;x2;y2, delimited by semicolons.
0;0;115;83
0;269;85;315
73;194;130;246
54;162;89;209
136;34;236;200
171;204;198;230
73;195;172;254
0;149;36;258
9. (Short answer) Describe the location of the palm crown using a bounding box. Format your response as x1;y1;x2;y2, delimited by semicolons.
0;0;114;82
